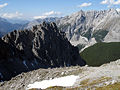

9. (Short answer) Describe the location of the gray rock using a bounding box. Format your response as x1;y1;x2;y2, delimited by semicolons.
57;9;120;47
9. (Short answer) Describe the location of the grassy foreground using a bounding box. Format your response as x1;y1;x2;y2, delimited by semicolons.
96;82;120;90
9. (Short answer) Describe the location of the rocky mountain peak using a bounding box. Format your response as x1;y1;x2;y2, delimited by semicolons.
0;22;86;81
56;9;120;48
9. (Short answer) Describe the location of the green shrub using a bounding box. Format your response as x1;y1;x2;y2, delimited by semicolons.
80;42;120;66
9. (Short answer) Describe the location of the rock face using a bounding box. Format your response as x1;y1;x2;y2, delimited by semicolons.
0;22;85;81
57;9;120;47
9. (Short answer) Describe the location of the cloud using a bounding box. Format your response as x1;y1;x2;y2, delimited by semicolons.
78;3;92;7
101;0;109;4
1;12;23;19
0;3;8;8
44;11;61;16
114;0;120;4
33;16;47;19
33;11;62;19
101;0;120;7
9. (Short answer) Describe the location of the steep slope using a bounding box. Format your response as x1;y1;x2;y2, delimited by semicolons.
56;9;120;47
0;22;85;81
80;42;120;66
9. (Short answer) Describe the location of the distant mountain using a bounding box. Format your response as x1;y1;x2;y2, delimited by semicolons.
6;19;29;24
0;17;25;37
0;22;85;81
80;42;120;66
25;17;61;29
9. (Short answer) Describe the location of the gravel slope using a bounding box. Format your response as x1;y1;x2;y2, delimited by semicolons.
0;59;120;90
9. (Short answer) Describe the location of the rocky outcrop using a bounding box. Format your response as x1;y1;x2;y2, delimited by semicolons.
0;22;85;81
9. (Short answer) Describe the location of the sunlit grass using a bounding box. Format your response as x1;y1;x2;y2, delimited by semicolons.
96;82;120;90
79;76;112;88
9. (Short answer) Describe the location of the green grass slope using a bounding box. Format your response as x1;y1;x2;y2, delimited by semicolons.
80;42;120;66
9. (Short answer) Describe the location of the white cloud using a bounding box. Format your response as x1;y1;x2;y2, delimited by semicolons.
78;3;92;7
33;11;62;19
1;12;23;19
0;3;8;8
101;0;120;6
101;0;109;4
44;11;61;16
114;0;120;4
33;16;47;19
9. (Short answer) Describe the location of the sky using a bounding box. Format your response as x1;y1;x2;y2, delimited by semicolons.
0;0;120;20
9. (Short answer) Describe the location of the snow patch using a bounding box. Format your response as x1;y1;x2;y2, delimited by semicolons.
27;75;79;89
61;72;65;75
23;60;28;69
31;63;35;67
0;73;3;78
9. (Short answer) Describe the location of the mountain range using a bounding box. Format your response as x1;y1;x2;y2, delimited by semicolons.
1;9;120;50
0;18;26;37
56;9;120;47
23;9;120;50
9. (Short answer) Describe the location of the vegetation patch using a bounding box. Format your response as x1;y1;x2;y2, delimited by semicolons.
80;77;111;88
80;78;90;87
82;28;92;40
96;82;120;90
89;77;112;86
80;42;120;66
45;86;65;90
29;89;39;90
92;30;108;42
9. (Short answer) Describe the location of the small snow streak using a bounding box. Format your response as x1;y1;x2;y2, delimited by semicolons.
23;61;28;69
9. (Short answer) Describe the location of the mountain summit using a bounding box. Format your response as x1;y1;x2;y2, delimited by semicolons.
0;22;85;81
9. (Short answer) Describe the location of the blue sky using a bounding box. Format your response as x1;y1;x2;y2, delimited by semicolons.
0;0;120;20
